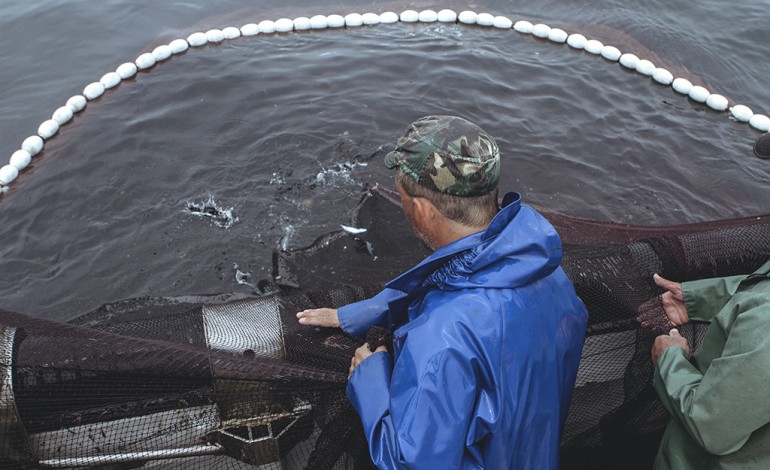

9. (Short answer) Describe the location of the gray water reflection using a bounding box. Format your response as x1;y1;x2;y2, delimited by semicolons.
0;1;768;320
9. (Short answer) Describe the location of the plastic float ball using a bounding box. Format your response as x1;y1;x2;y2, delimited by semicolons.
116;62;138;79
600;46;621;61
418;10;438;22
458;11;477;25
258;20;277;33
241;23;260;35
22;136;44;156
222;26;241;38
0;164;19;185
152;45;173;61
10;150;31;171
584;39;603;54
437;10;457;23
169;38;189;53
619;53;639;69
187;32;207;46
548;28;568;43
514;21;533;33
326;15;345;28
274;19;294;32
476;13;495;26
38;119;60;139
750;114;770;132
567;33;587;49
706;94;729;112
672;78;693;94
379;12;399;24
635;59;655;75
493;16;513;29
205;29;225;41
532;24;551;38
730;105;753;122
688;86;710;103
66;95;87;113
100;72;121;89
83;82;105;100
292;18;311;30
308;16;327;29
343;14;363;27
652;68;674;85
52;106;74;125
361;13;380;25
135;53;156;70
400;10;419;22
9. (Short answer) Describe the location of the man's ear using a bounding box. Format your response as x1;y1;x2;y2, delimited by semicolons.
412;196;438;223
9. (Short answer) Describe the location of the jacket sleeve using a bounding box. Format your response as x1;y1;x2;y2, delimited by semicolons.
338;288;405;337
653;299;770;455
682;275;746;323
347;326;479;469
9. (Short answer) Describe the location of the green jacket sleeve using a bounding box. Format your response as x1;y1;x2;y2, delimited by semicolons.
682;275;746;323
653;298;770;455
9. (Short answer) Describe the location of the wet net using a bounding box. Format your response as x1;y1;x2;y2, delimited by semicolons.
2;187;769;469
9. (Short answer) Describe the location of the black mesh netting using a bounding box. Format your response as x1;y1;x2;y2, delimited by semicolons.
2;187;769;469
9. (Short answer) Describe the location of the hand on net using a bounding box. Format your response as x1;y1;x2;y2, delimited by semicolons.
296;308;340;327
653;274;689;326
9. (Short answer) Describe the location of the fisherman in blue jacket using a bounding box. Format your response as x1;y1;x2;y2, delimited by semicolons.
297;115;588;469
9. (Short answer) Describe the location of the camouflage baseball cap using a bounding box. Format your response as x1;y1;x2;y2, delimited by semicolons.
384;115;500;197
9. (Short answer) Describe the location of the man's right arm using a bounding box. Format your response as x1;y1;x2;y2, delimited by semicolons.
682;274;747;323
296;288;405;337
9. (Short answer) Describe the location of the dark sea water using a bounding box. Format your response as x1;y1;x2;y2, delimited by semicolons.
1;0;769;320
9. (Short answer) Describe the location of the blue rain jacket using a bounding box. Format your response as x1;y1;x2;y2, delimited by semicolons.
340;192;588;469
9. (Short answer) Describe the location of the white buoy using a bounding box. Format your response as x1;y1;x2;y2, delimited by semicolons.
379;12;399;24
38;119;60;139
730;105;753;122
10;150;31;171
292;18;312;31
400;10;419;22
100;72;121;89
241;23;260;36
688;86;710;103
362;13;380;25
749;114;770;132
22;136;44;156
83;82;105;100
258;20;277;33
532;24;551;38
344;13;363;27
458;11;477;25
672;78;693;95
187;32;208;47
652;68;674;85
619;53;639;69
706;94;728;111
325;15;344;28
635;59;655;76
584;40;603;54
566;34;587;49
513;21;534;34
548;28;568;43
152;45;173;61
476;13;495;26
493;16;513;29
222;26;242;38
169;38;189;53
275;18;294;32
0;165;19;185
52;106;73;125
135;52;156;70
437;9;457;22
600;46;621;61
418;10;438;22
308;16;327;29
66;95;87;113
206;29;225;42
116;62;138;79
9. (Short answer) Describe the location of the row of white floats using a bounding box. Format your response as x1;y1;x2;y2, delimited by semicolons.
2;8;769;190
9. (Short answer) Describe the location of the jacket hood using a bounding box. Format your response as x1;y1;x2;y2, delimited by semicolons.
387;192;563;293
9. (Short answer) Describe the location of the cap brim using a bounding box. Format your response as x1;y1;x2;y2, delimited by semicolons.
384;150;400;169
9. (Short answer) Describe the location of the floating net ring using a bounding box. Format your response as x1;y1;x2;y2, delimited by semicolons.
1;8;769;192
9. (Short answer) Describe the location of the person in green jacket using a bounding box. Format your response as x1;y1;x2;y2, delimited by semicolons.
649;258;770;469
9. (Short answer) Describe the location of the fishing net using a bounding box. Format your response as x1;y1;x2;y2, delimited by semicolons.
2;187;769;469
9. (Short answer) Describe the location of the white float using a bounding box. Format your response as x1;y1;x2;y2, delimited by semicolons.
476;13;495;26
688;86;710;103
379;12;399;24
344;13;363;27
652;68;674;85
514;21;534;34
152;45;173;61
308;16;327;29
600;46;621;61
116;62;138;79
52;106;73;125
187;32;208;46
206;29;225;42
38;119;60;139
241;23;260;35
66;95;87;113
532;24;551;38
548;28;568;43
83;82;105;100
22;136;44;156
493;16;513;29
135;52;156;70
672;78;693;95
169;38;190;53
619;53;639;69
566;33;586;49
293;18;312;31
635;59;655;76
418;10;438;22
400;10;419;22
100;72;121;89
706;94;728;111
362;13;380;25
0;165;19;185
10;150;32;171
730;105;753;122
750;114;770;132
223;26;242;38
274;19;294;33
584;40;603;54
437;9;457;23
258;20;277;33
458;11;477;25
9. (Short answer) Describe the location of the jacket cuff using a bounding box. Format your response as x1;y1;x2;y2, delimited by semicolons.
338;288;403;337
347;352;392;431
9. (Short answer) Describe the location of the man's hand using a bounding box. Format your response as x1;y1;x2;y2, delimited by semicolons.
652;328;691;366
349;343;388;378
654;273;690;326
296;308;340;327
